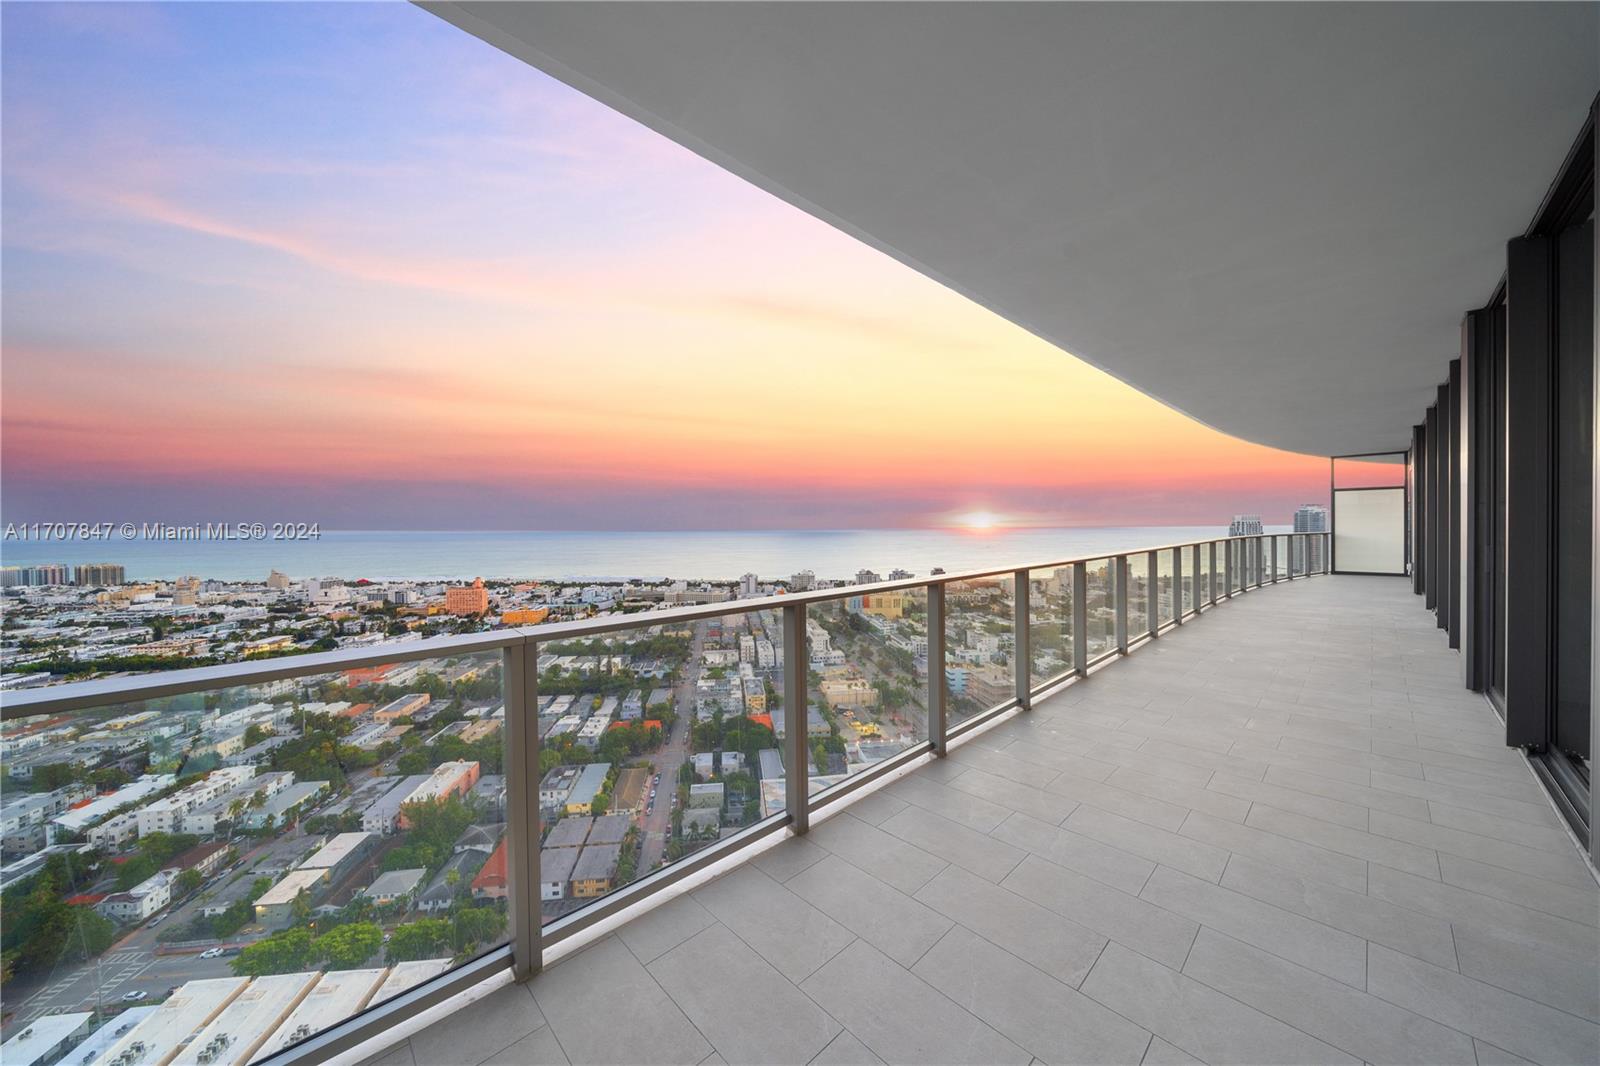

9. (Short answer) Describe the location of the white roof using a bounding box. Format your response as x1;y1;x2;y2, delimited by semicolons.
1;1011;92;1066
52;775;175;832
253;970;386;1059
58;1008;158;1066
91;977;247;1066
297;832;373;871
371;959;451;1005
169;972;320;1066
253;868;327;908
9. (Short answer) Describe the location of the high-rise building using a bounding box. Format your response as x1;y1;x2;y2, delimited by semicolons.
72;563;126;587
788;569;815;591
444;577;490;616
1293;504;1329;573
2;563;71;587
266;569;292;590
1228;515;1264;537
740;572;760;598
172;575;201;606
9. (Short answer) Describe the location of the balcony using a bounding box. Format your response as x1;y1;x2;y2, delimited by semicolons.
6;537;1593;1066
347;573;1595;1066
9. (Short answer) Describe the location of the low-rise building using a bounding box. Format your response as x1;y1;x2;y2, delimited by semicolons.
585;813;631;846
253;867;329;930
564;762;612;815
544;816;592;849
396;760;480;828
538;846;579;901
363;774;433;834
361;867;426;906
169;971;320;1066
0;1010;93;1066
91;979;248;1066
417;848;486;914
164;840;231;880
256;970;388;1060
688;782;725;809
98;871;172;923
374;693;431;721
570;844;620;899
239;780;329;829
296;831;375;883
51;773;176;838
611;767;650;813
471;838;508;901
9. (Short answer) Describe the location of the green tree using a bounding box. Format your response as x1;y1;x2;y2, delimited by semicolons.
175;868;204;896
386;918;451;963
317;922;382;969
451;907;505;952
232;928;315;976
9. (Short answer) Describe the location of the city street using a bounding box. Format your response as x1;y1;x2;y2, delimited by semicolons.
636;622;702;873
1;815;312;1036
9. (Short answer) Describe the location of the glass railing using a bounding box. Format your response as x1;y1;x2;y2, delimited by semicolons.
0;532;1330;1064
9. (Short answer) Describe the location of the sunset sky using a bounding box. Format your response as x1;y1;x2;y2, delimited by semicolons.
1;2;1348;531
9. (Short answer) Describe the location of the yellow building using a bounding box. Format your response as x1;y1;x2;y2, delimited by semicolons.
501;607;550;625
850;592;908;619
819;675;878;711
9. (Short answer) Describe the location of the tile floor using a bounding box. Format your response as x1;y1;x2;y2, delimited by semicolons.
364;576;1599;1065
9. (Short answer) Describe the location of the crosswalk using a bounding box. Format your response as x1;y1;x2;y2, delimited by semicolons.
11;950;154;1027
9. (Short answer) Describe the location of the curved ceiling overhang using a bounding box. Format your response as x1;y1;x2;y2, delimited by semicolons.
422;1;1598;456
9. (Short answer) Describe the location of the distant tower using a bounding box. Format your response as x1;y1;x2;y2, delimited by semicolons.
1228;514;1264;537
740;572;760;598
1293;504;1329;572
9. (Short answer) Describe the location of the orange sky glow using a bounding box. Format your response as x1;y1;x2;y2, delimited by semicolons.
2;3;1342;531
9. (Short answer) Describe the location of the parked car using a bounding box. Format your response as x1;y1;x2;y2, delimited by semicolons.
121;991;147;1002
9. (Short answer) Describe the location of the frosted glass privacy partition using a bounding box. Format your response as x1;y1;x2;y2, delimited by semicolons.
1333;487;1406;574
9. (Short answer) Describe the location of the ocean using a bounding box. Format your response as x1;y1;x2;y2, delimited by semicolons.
0;526;1288;583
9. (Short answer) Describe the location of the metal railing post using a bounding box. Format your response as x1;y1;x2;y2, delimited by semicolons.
1145;551;1158;634
1287;535;1296;580
928;582;947;756
1271;537;1279;583
1191;544;1202;612
1013;570;1031;710
782;604;810;831
1209;542;1218;604
1072;562;1088;674
502;641;542;982
1173;547;1185;625
1325;532;1333;574
1114;556;1129;653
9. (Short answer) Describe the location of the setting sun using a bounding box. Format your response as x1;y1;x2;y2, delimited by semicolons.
957;510;1000;531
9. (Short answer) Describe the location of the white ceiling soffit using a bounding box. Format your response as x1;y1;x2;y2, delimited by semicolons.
422;2;1598;457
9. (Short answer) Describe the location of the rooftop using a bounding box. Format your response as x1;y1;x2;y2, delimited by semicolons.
372;577;1598;1066
0;1011;91;1066
296;831;374;871
167;971;319;1066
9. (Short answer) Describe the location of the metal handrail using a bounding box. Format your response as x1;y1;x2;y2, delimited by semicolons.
1;532;1327;720
6;530;1332;1066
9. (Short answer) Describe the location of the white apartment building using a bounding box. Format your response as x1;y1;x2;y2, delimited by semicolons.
97;872;171;923
135;766;259;836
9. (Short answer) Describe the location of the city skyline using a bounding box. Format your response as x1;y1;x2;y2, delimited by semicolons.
6;2;1347;531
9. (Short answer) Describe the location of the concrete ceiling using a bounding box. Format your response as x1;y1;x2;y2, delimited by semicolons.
423;2;1597;457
